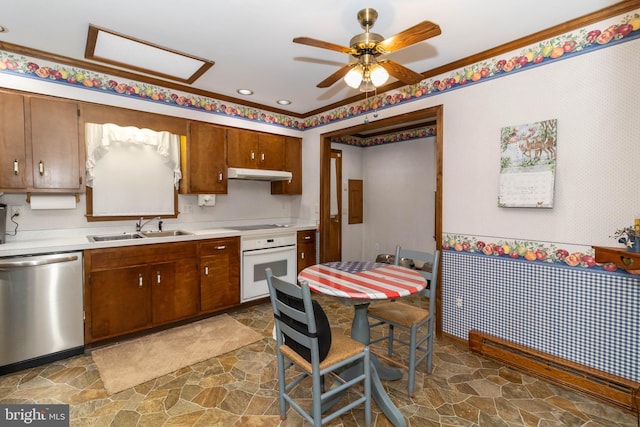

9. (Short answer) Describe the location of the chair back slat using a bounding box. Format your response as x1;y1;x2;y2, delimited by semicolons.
266;268;320;360
393;246;440;306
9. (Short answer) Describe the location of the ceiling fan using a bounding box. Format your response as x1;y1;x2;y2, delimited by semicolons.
293;8;441;92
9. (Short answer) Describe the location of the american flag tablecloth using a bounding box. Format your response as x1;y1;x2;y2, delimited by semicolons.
298;261;426;300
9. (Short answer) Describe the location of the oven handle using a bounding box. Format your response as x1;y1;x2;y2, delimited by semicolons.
243;245;295;257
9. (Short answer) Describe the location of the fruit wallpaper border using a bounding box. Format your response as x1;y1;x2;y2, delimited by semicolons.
442;233;628;274
0;11;638;135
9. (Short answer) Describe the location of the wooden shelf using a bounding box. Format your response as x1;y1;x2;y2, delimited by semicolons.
593;246;640;274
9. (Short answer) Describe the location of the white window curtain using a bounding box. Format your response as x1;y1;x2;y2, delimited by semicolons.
85;123;181;188
85;123;182;217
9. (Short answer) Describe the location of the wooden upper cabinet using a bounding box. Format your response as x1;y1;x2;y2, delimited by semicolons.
272;136;302;195
0;92;27;190
227;128;284;170
180;121;227;194
28;97;84;191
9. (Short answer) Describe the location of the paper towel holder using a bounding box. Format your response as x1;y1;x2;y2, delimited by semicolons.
197;194;216;207
26;192;80;203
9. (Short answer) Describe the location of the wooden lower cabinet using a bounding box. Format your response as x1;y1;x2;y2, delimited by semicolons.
84;242;199;343
199;237;240;313
297;229;317;274
84;237;241;344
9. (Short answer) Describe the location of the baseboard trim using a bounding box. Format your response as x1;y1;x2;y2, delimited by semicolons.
469;330;640;413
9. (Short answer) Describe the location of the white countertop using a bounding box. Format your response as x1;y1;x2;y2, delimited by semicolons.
0;222;317;258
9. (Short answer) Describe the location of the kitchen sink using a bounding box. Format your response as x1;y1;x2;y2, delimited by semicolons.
87;230;193;242
140;230;194;238
87;232;145;242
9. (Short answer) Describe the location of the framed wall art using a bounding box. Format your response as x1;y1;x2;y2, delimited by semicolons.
498;119;557;208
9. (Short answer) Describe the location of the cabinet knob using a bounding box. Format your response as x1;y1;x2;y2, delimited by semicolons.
138;273;143;288
13;160;19;175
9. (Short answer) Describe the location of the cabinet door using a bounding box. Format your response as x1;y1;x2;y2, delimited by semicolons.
258;133;284;170
200;238;240;313
297;230;316;274
151;259;199;325
0;92;27;190
182;122;227;194
29;97;82;191
272;136;301;194
90;265;151;339
227;128;258;168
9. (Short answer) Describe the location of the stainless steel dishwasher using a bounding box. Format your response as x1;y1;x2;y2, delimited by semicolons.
0;251;84;374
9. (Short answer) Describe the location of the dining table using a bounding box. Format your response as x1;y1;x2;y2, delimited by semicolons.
298;261;427;427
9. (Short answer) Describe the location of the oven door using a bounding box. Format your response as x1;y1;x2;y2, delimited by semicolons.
242;245;297;303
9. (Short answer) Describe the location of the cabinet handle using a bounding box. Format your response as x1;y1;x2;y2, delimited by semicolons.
39;161;44;176
217;170;223;182
304;236;311;240
204;266;209;276
215;245;226;250
13;160;19;175
301;252;305;260
138;273;143;288
156;271;161;284
250;151;255;161
261;152;265;162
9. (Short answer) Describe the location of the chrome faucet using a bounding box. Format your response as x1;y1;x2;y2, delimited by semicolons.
136;216;162;232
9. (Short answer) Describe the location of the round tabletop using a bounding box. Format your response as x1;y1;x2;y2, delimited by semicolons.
298;261;427;300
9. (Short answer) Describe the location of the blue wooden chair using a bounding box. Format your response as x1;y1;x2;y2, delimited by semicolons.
367;246;440;396
265;268;371;427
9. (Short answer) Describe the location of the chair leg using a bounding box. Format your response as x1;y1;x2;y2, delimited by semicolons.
387;324;395;356
312;371;323;427
408;325;418;397
276;352;288;419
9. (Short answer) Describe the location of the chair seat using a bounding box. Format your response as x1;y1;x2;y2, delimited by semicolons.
280;330;365;374
368;301;429;329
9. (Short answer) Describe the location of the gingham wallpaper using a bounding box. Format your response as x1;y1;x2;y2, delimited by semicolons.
442;251;639;382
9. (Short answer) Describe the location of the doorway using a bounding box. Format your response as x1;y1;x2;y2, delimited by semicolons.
319;105;444;333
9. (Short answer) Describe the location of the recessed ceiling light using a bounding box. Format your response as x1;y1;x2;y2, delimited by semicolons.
0;26;8;33
277;99;291;105
237;89;253;95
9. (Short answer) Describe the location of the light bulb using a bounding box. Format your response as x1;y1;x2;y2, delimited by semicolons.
344;65;363;89
369;63;389;87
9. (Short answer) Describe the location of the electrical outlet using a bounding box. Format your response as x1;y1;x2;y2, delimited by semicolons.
11;206;24;217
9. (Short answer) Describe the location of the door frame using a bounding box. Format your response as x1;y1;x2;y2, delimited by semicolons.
319;105;444;334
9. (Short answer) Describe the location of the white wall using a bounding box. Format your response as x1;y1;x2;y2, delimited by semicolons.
363;138;436;261
303;40;640;253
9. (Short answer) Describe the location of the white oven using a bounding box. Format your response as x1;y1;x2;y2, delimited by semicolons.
240;229;297;303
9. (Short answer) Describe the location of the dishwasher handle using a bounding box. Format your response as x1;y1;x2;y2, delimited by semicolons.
0;254;79;269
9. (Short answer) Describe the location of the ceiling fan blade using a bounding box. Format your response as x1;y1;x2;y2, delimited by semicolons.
293;37;355;54
379;60;424;85
317;63;357;88
376;21;441;53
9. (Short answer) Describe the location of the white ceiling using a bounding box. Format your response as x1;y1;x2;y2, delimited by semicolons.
0;0;622;114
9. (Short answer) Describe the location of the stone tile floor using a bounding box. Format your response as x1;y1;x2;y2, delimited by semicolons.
0;294;637;426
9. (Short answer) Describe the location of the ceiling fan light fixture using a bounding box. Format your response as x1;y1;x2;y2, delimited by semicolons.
369;63;389;87
344;65;363;89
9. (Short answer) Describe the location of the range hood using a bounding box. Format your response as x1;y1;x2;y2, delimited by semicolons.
227;167;292;181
